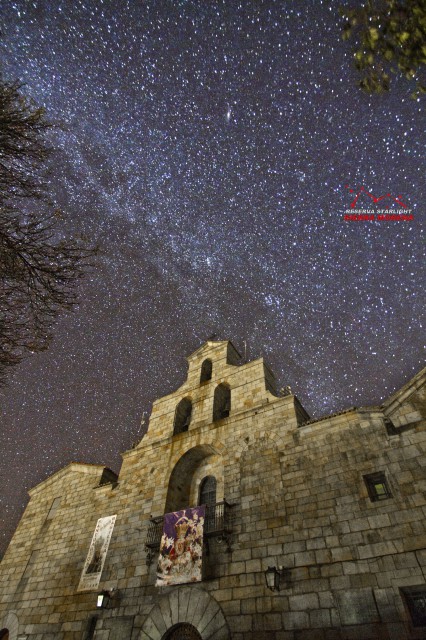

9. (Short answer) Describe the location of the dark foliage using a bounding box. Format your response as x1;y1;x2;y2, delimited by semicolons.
0;78;94;384
341;0;426;97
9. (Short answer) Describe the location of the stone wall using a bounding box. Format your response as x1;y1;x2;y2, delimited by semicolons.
0;341;425;640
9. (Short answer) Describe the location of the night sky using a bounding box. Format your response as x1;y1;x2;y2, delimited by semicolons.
0;0;424;555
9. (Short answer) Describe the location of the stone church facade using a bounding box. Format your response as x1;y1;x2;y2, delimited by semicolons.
0;340;425;640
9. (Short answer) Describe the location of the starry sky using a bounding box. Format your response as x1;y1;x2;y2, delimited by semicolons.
0;0;424;555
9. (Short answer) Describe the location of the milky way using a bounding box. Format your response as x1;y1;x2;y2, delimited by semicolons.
0;0;424;554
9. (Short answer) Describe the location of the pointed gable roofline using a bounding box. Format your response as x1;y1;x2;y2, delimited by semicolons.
28;462;116;496
382;365;426;416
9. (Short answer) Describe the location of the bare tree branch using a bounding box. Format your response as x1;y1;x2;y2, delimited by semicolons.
0;77;96;384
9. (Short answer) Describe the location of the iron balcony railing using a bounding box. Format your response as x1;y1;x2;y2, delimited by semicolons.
145;501;235;549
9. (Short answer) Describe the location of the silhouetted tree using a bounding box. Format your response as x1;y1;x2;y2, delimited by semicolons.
341;0;426;97
0;78;94;384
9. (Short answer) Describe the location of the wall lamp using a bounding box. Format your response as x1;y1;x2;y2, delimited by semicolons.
96;588;117;609
264;566;284;592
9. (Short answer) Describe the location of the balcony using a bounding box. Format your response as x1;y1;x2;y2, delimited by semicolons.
145;501;235;563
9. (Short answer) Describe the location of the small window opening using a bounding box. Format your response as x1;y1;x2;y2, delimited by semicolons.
99;468;118;486
200;359;212;383
401;586;426;627
173;398;192;435
46;496;61;521
199;476;217;533
199;476;217;507
213;384;231;421
18;549;39;588
363;471;392;502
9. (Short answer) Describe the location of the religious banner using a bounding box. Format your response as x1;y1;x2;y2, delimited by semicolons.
77;515;117;591
156;506;205;587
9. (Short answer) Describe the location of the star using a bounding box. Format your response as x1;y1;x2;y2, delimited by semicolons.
0;0;423;556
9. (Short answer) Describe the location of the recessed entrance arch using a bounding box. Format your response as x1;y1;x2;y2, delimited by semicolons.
162;623;202;640
139;586;229;639
165;444;224;513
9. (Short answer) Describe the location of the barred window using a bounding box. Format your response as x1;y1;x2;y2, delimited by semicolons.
363;471;392;502
199;476;217;507
199;476;217;532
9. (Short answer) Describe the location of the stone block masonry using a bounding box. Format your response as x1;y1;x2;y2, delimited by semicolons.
1;340;425;639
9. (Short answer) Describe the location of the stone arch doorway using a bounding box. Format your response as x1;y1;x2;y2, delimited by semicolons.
162;623;202;640
139;586;229;639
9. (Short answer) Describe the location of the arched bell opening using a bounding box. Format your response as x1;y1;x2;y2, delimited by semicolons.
200;358;212;383
173;397;192;435
213;383;231;421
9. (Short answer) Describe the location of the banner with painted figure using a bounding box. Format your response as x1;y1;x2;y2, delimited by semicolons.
77;515;117;591
156;506;205;587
